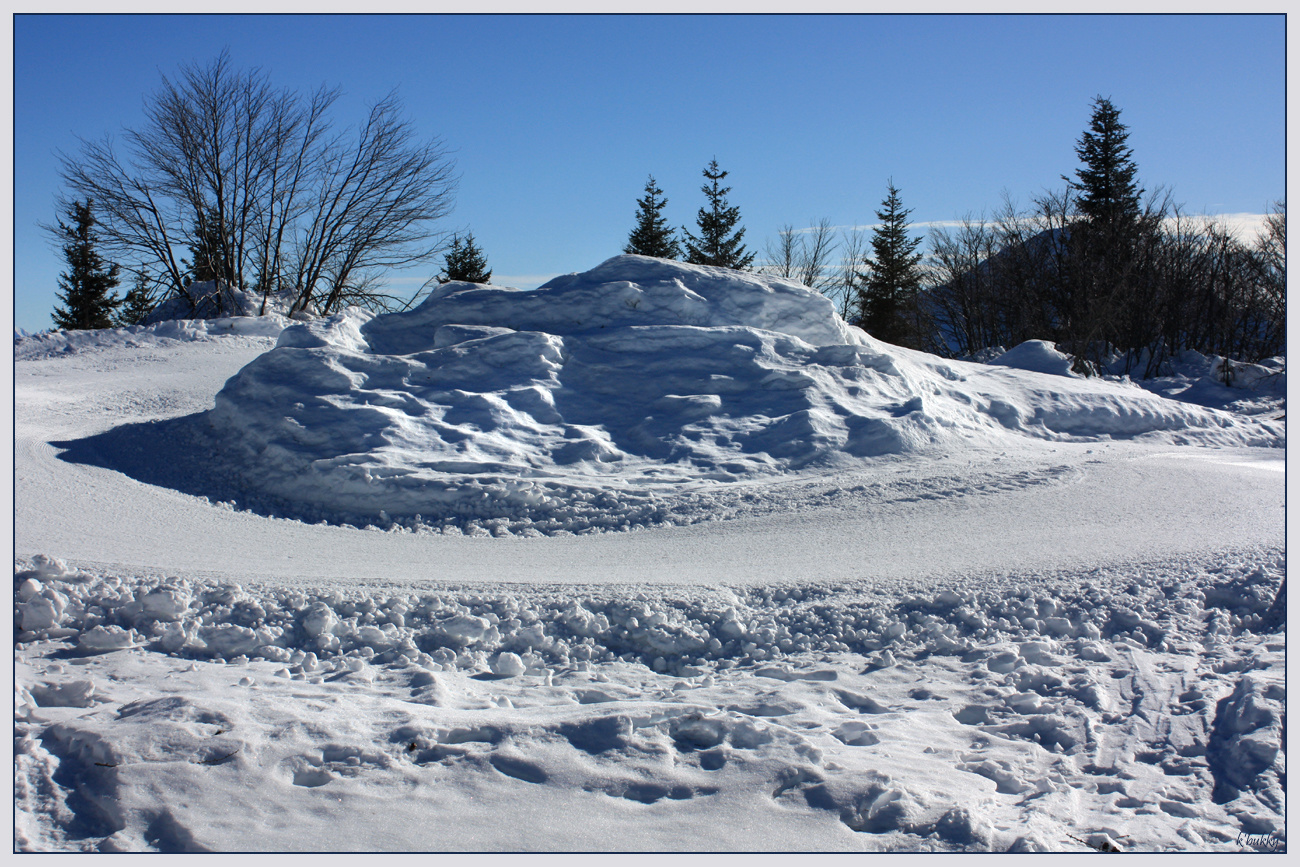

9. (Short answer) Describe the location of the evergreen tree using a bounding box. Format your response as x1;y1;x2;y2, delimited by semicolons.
184;205;235;286
856;180;924;346
1066;96;1143;231
50;199;122;330
624;175;681;259
115;270;158;326
437;233;492;283
1060;96;1151;371
683;159;755;270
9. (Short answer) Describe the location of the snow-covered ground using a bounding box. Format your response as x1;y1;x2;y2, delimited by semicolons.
13;257;1286;852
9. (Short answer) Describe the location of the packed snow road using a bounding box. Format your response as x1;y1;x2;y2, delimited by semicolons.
13;332;1284;589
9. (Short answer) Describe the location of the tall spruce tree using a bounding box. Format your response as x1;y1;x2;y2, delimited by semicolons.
856;181;924;346
683;159;755;270
1067;96;1143;231
51;199;122;330
624;175;681;259
1060;96;1150;371
437;233;492;283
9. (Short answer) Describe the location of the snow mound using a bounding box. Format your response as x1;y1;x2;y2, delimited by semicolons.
204;255;1281;533
992;340;1077;377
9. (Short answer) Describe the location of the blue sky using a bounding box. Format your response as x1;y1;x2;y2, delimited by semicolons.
12;13;1286;333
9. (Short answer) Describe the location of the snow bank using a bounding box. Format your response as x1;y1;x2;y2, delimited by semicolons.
14;315;289;361
13;550;1284;677
199;255;1280;533
1129;352;1287;417
988;341;1286;418
12;310;1287;851
142;280;305;325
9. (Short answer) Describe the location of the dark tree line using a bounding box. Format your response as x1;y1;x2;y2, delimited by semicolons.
921;97;1285;373
51;74;1281;375
51;50;458;323
756;97;1283;375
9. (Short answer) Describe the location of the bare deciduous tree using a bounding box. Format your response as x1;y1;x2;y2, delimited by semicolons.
761;217;843;323
763;218;838;289
763;224;801;281
55;50;456;318
1250;200;1287;361
830;227;870;322
797;218;839;293
926;214;999;357
288;91;457;315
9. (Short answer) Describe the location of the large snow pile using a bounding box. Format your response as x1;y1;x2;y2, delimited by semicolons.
203;255;1281;533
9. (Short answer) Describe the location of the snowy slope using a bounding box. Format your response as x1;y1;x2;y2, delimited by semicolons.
13;256;1287;853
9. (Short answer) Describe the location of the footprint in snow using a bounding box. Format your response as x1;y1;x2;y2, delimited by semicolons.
591;781;717;804
952;704;999;726
441;726;501;745
833;689;890;714
489;754;548;784
727;701;797;717
558;715;632;755
291;766;333;788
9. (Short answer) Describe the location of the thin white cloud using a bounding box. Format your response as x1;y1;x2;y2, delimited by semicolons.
787;214;1274;243
1167;213;1271;243
785;220;1020;236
